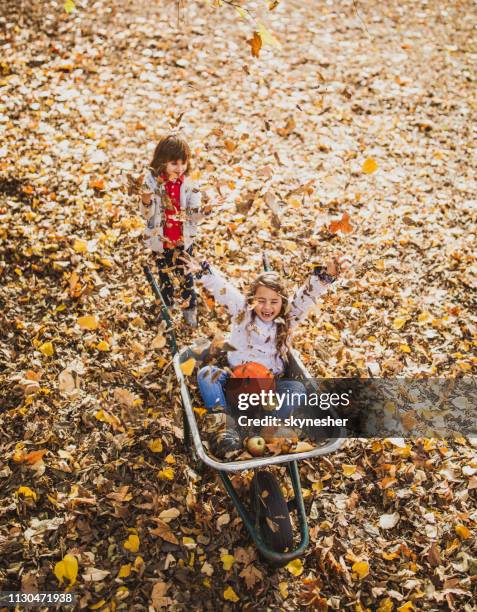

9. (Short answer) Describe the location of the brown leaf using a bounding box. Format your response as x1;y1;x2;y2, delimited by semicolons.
239;563;263;589
428;542;441;567
149;519;179;545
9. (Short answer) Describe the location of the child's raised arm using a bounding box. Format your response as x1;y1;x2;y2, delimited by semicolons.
137;169;158;220
289;256;351;328
181;253;246;316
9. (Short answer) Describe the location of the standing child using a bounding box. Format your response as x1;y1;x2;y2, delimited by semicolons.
182;253;351;455
139;133;202;327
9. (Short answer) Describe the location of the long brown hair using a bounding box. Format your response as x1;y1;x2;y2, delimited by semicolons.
150;133;191;177
246;272;292;361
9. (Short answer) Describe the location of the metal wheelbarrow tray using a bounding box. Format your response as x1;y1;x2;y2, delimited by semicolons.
174;340;345;566
174;341;345;472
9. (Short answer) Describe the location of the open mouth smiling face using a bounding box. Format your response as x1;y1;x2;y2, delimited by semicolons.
253;286;283;323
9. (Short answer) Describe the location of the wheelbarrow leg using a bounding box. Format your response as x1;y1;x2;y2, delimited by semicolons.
218;461;309;566
287;461;309;548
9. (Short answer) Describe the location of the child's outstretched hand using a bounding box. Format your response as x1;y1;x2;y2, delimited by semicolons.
326;255;352;277
179;251;204;275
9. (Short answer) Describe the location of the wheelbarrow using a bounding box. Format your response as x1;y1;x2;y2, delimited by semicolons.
144;261;345;567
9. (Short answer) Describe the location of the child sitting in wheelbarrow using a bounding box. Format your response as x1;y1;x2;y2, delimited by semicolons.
182;253;351;457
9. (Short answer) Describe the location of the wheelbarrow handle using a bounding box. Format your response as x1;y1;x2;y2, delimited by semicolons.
143;265;178;355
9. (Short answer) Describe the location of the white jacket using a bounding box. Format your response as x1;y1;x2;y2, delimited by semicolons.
140;170;202;253
197;267;330;374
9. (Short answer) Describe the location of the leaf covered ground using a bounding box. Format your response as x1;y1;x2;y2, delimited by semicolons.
0;0;476;609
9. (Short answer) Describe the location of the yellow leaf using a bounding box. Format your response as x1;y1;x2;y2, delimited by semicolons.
399;344;411;353
123;534;140;553
180;358;196;376
94;409;122;430
312;480;323;493
417;312;430;324
64;0;75;13
133;556;145;571
382;551;399;560
16;486;37;501
158;467;174;481
223;586;240;602
118;563;131;578
148;439;163;453
377;598;394;612
392;317;407;330
258;23;281;47
288;197;301;209
455;524;470;539
362;158;378;174
285;558;303;576
397;603;414;612
54;554;78;587
77;315;99;330
194;407;208;418
96;341;110;351
90;600;106;610
221;554;235;571
73;238;87;253
279;581;288;598
342;464;357;476
183;536;196;549
39;341;54;357
352;560;369;579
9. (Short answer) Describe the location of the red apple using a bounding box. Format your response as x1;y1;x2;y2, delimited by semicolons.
246;436;266;457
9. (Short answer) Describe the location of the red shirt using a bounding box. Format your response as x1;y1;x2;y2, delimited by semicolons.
161;174;184;248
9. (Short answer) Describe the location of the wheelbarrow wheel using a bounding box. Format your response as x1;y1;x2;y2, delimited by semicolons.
250;471;293;555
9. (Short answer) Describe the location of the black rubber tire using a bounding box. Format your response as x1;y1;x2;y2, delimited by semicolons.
250;471;293;554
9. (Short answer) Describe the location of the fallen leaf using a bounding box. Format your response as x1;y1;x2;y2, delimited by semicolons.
379;513;400;529
221;554;235;571
54;554;78;587
342;464;357;476
77;315;99;330
249;32;262;57
158;467;174;481
159;508;180;522
148;439;163;453
286;558;303;576
362;157;378;174
239;563;263;588
352;560;369;579
39;341;54;357
223;586;240;602
455;524;470;540
329;212;353;234
123;534;140;553
16;486;37;501
180;358;196;376
118;563;132;578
